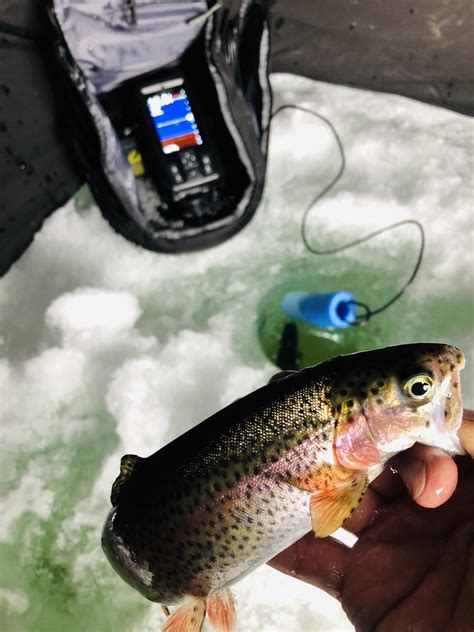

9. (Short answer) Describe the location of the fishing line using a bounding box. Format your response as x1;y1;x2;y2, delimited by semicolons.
0;21;44;43
269;103;425;324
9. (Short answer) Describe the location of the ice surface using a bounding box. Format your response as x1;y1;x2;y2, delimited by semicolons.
0;74;472;632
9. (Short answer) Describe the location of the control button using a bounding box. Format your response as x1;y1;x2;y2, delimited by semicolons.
179;151;198;170
169;165;184;184
186;168;201;181
202;162;214;176
200;154;214;175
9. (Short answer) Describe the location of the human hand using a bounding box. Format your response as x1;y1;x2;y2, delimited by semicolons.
268;410;474;632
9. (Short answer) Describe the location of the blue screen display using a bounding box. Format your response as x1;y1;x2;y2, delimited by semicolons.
146;86;203;154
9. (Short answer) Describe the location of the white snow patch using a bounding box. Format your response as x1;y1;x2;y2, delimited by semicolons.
46;287;142;346
0;589;29;615
0;74;472;631
1;469;54;540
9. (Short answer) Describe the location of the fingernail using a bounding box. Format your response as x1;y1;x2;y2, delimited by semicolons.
400;458;426;499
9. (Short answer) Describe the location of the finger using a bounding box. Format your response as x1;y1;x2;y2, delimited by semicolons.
267;531;349;599
463;408;474;421
396;444;458;509
376;522;473;629
459;408;474;457
345;445;458;534
342;486;387;535
454;524;474;628
343;464;415;536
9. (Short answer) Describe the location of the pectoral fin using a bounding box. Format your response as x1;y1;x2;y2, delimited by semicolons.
162;590;236;632
162;598;206;632
309;472;368;537
206;588;236;632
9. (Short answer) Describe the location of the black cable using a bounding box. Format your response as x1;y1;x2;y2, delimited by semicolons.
0;20;44;43
269;103;425;324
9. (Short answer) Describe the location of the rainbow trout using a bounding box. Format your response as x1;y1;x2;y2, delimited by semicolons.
102;343;465;631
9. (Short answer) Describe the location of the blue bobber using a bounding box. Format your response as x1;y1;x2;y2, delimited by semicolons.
281;290;356;329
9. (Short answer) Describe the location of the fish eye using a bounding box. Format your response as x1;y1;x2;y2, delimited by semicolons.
404;375;434;401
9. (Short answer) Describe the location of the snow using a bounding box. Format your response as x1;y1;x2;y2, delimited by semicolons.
0;74;472;631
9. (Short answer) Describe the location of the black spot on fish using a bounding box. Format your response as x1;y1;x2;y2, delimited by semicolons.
377;381;384;387
376;398;384;405
371;388;379;396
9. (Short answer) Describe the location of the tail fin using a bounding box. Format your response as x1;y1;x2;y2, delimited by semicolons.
161;589;236;632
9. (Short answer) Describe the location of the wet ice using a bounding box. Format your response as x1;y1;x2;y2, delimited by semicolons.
0;74;472;631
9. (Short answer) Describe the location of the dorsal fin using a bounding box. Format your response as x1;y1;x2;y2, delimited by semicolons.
111;454;142;506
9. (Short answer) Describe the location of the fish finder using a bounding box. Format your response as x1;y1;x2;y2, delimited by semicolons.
135;75;221;199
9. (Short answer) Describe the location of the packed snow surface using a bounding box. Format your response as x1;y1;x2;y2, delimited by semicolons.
0;74;472;631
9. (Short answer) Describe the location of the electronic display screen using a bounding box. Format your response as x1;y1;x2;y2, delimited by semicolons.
145;84;203;154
